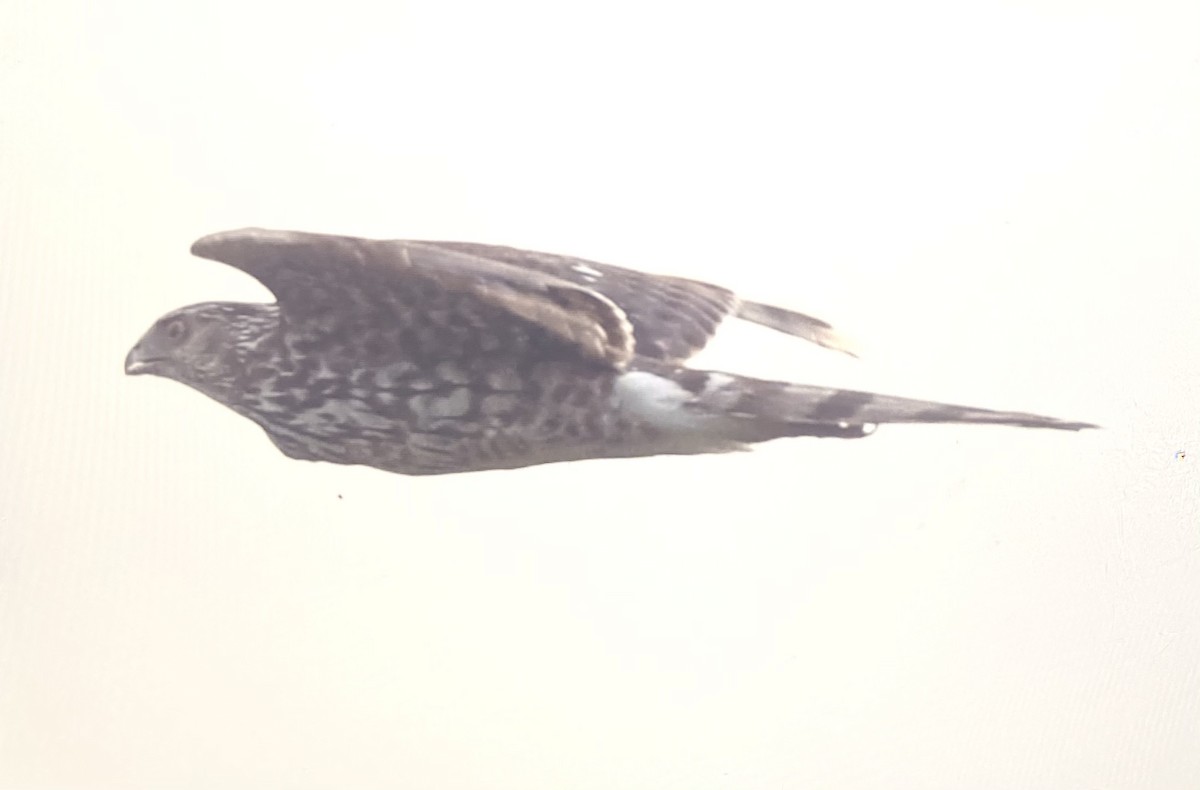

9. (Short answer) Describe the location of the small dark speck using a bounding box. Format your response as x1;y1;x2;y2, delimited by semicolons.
1176;450;1187;461
337;494;343;499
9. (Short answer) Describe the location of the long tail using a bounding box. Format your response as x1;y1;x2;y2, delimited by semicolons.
617;365;1097;445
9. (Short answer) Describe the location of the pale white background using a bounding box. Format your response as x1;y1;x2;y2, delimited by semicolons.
2;1;1198;788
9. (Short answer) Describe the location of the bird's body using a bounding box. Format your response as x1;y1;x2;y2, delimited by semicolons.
185;302;668;475
125;229;1094;475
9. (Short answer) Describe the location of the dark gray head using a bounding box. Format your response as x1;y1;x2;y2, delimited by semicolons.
125;302;278;399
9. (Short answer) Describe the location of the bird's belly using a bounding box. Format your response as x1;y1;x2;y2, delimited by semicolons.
245;380;667;475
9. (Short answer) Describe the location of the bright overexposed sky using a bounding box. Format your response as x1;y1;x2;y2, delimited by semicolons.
2;2;1198;788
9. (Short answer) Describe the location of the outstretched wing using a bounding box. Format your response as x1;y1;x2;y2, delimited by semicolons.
192;228;856;368
190;228;635;368
423;241;857;362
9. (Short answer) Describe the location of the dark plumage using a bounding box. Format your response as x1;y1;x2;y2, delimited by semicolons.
124;229;1095;475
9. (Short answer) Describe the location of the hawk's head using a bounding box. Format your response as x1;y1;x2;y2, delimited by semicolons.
125;302;278;398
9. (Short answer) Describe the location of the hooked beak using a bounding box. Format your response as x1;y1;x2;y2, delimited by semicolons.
124;343;159;375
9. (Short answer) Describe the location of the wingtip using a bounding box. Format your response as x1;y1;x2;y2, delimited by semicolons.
737;300;863;358
812;326;863;358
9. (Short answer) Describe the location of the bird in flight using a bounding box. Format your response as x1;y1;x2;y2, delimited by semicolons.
125;229;1094;475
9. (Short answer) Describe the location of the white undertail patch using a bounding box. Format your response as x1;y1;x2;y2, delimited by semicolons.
614;371;743;437
613;371;696;432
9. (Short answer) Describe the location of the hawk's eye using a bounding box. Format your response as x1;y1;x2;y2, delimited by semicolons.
165;319;188;341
